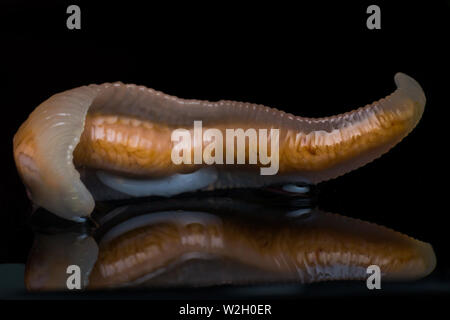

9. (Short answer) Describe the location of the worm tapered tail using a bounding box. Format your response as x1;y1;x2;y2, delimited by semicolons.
13;73;426;220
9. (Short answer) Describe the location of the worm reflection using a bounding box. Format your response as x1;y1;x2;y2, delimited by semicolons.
25;198;435;291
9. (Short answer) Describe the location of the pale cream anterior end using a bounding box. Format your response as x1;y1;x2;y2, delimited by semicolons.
13;86;99;221
13;74;426;221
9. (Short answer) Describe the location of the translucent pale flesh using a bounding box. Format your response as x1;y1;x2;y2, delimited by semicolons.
13;73;426;219
87;210;436;288
96;167;218;197
24;233;98;291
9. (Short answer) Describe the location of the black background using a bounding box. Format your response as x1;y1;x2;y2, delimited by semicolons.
1;0;449;303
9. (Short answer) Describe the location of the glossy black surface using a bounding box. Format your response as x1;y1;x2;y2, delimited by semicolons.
1;1;450;302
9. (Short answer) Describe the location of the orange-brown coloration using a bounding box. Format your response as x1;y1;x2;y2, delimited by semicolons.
74;113;176;176
74;103;416;177
89;212;434;288
280;104;416;172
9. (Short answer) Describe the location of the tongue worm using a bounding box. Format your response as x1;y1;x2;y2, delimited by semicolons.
13;73;426;220
88;210;435;288
24;209;436;290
